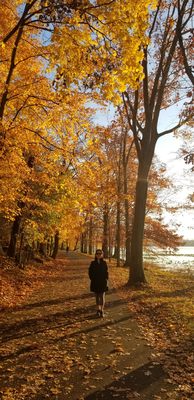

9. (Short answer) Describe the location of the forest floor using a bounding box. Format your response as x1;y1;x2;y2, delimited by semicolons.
0;252;193;400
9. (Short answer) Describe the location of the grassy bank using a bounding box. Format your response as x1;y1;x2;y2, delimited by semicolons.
111;262;193;331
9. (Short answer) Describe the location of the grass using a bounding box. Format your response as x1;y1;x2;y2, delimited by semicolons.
110;261;194;335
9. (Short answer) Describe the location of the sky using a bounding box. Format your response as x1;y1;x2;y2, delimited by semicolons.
156;134;194;239
92;103;194;240
155;104;194;239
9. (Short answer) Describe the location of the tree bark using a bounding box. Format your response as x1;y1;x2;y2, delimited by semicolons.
115;201;121;267
0;243;5;255
102;204;109;258
73;236;79;251
88;217;93;255
124;200;131;265
39;241;47;257
129;168;149;284
123;161;131;266
80;233;84;253
108;223;112;259
7;155;34;259
52;231;59;259
0;4;29;122
18;231;24;265
7;215;22;258
83;230;88;253
50;236;54;256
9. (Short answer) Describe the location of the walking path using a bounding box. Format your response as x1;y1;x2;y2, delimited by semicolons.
0;252;176;400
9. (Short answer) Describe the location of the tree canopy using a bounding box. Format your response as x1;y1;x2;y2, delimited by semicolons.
0;0;193;282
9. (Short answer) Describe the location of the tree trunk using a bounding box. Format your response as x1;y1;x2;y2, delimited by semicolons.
123;162;131;266
83;229;88;253
17;231;24;265
115;201;121;267
7;215;22;258
80;233;84;253
89;217;93;255
129;171;148;284
102;204;109;258
115;139;122;264
50;236;54;256
0;4;29;148
39;241;47;257
74;236;79;251
124;198;131;266
7;155;34;259
81;233;87;253
52;231;59;259
0;243;5;255
108;223;112;260
114;245;118;259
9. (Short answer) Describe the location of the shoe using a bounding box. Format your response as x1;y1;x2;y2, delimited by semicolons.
100;311;104;318
96;310;101;317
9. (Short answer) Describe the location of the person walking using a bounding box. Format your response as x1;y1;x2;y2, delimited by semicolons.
89;249;109;317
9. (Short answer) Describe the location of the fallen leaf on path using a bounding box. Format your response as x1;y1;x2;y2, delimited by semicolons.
132;391;140;397
50;387;61;395
144;370;152;376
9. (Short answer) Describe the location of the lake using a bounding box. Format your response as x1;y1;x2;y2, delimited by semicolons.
144;246;194;272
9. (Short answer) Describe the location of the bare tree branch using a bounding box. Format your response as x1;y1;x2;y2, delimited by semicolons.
158;116;193;137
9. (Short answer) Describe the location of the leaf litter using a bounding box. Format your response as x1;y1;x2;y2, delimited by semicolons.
1;255;193;399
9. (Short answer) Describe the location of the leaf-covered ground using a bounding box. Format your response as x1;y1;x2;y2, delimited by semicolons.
0;253;193;399
111;262;194;400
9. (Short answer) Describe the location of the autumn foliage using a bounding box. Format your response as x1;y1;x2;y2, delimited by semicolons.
0;3;193;399
0;0;193;283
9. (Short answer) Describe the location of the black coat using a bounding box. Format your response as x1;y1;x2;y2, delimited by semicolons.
89;259;109;293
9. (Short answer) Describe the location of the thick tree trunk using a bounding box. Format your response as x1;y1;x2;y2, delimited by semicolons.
129;173;148;284
102;204;109;258
7;215;21;258
52;231;59;259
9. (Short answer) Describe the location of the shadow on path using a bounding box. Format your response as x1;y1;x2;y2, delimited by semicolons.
0;314;133;362
5;288;117;313
0;297;129;343
85;361;165;399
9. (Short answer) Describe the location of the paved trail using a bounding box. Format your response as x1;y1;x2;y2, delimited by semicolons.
0;252;170;400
